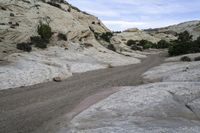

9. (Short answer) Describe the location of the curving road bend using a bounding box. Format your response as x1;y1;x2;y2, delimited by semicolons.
0;53;166;133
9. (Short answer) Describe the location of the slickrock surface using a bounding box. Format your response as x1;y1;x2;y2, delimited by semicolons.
62;54;200;133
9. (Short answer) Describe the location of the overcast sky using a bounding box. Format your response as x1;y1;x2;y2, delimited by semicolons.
67;0;200;31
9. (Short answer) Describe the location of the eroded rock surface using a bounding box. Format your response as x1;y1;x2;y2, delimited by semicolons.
60;54;200;133
60;83;200;133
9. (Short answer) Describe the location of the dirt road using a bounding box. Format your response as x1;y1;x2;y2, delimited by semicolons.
0;53;165;133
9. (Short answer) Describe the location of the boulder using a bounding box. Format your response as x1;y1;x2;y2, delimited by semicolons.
53;77;63;82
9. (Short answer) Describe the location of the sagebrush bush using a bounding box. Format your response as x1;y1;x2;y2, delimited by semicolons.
30;36;42;44
34;39;48;49
17;43;32;52
37;23;52;41
30;36;48;49
131;45;143;51
58;33;67;41
138;40;149;47
126;40;137;46
157;40;171;49
139;40;155;49
180;56;191;62
100;32;113;42
143;43;152;49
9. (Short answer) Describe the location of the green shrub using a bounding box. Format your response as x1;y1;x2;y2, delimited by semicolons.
37;23;52;41
194;56;200;61
34;39;48;49
47;2;61;9
17;43;32;52
94;32;100;40
107;44;116;52
168;42;190;56
126;40;137;46
157;40;171;49
30;36;42;44
180;56;191;62
143;43;152;49
138;40;149;47
190;37;200;53
30;36;48;49
131;45;143;51
177;31;192;42
58;33;67;41
138;40;155;49
138;40;156;49
100;32;113;42
168;31;199;56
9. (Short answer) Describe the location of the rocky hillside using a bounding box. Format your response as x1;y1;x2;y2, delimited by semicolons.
0;0;110;59
0;0;145;90
114;20;200;46
145;20;200;40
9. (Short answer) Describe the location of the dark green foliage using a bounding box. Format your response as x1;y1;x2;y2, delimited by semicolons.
168;31;200;56
191;36;200;52
58;33;67;41
138;40;148;47
94;32;100;40
107;44;116;52
47;2;61;9
100;32;113;42
177;31;192;42
37;23;52;41
34;39;48;49
143;43;152;49
157;40;171;49
94;32;113;43
126;40;137;46
138;40;154;49
30;36;41;44
180;56;191;62
194;56;200;61
30;36;48;49
126;39;156;50
17;43;32;52
168;42;190;56
131;45;143;51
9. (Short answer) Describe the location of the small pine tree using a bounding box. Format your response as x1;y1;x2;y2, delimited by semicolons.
37;23;52;42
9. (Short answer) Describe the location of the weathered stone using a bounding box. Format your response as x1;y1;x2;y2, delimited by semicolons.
53;77;63;82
